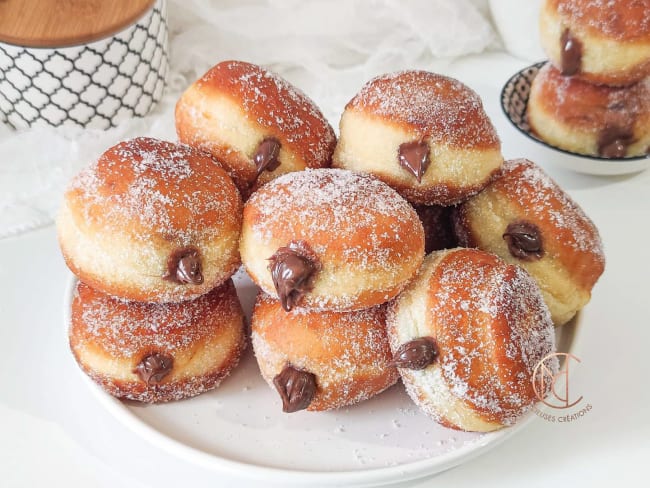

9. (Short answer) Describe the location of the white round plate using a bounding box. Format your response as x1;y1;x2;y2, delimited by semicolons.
64;270;579;487
501;62;650;176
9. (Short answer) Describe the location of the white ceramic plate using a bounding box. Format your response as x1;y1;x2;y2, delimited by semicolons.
63;270;580;487
501;62;650;176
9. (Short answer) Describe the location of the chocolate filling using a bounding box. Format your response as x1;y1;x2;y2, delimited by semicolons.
560;28;582;76
503;221;543;261
598;126;634;158
392;337;438;370
398;140;430;183
268;241;319;311
133;353;173;385
253;137;281;176
273;364;317;413
163;246;203;285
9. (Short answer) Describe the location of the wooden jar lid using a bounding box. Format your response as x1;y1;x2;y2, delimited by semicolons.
0;0;155;48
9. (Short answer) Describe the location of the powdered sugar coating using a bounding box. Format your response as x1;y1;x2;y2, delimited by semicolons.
347;70;500;149
243;168;424;310
390;249;557;428
431;251;556;425
68;137;241;244
532;62;650;132
69;279;246;403
251;293;398;411
553;0;650;40
504;159;604;258
247;168;420;251
195;60;336;166
71;280;242;358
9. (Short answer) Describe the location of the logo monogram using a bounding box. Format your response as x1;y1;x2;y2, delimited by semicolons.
532;353;583;409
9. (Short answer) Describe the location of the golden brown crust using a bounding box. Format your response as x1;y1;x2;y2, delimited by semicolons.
69;280;246;403
426;250;549;424
251;293;399;411
58;137;242;303
455;159;605;292
387;249;557;431
345;71;500;150
540;0;650;85
386;170;499;207
176;60;336;190
240;169;425;311
547;0;650;42
73;349;244;404
529;62;650;133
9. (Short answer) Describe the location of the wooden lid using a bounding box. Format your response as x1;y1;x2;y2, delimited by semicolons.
0;0;155;48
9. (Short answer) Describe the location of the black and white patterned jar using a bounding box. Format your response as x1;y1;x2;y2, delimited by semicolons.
0;0;168;130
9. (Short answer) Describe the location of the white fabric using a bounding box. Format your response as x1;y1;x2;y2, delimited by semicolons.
0;0;497;238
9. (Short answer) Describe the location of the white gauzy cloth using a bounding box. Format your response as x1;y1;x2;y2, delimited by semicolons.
0;0;496;238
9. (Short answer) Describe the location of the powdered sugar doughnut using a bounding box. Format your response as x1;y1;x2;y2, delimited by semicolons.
57;137;242;303
69;280;246;403
540;0;650;86
528;62;650;158
251;293;398;412
387;248;558;432
240;168;425;311
175;60;336;195
333;71;503;205
453;159;605;325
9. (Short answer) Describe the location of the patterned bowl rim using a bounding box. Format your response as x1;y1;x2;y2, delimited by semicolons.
500;61;648;163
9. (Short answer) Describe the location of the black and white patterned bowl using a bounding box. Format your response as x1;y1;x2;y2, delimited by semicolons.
0;0;168;130
501;61;649;176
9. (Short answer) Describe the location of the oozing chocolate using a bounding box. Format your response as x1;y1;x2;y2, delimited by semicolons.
598;126;634;158
268;241;319;311
133;353;173;385
560;29;582;76
254;137;281;176
392;337;438;370
163;246;203;285
398;140;430;182
273;364;317;413
503;221;543;261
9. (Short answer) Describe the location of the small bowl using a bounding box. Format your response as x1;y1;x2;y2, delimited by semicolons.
501;62;650;176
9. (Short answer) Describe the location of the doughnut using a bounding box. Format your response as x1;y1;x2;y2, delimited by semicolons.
387;248;558;432
251;293;398;412
413;204;457;254
175;60;336;194
453;159;605;325
57;137;243;303
528;62;650;158
539;0;650;86
332;70;503;206
240;168;425;311
69;279;246;403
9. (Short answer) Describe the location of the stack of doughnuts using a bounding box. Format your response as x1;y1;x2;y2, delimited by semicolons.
244;168;423;411
59;137;247;403
327;69;604;430
530;0;650;158
58;59;606;433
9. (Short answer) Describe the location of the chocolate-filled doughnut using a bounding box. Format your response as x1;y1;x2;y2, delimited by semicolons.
387;248;557;432
252;293;398;412
528;63;649;158
240;168;425;311
333;70;503;205
539;0;650;86
69;280;246;403
57;137;242;303
453;159;605;325
176;60;336;195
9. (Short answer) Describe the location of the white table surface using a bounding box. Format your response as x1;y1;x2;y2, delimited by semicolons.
1;53;649;487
